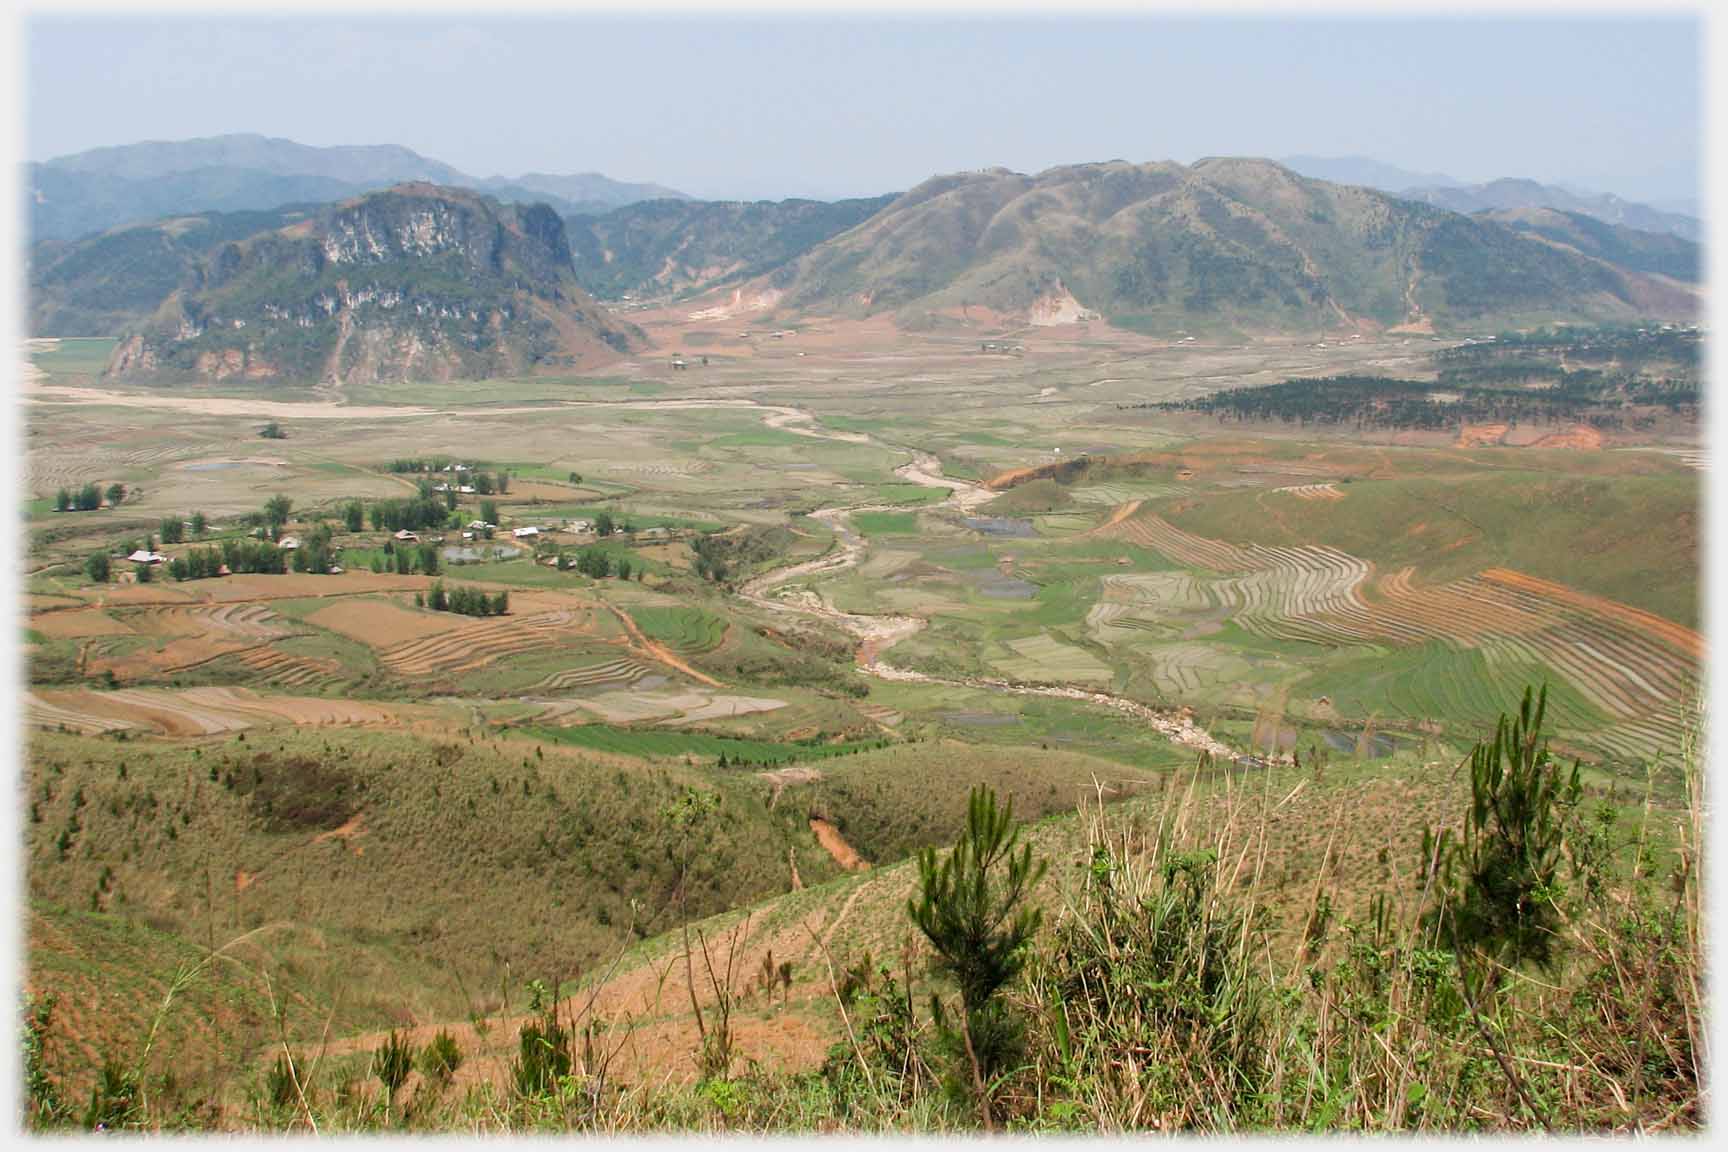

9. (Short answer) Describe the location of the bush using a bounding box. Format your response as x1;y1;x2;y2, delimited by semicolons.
418;1030;463;1089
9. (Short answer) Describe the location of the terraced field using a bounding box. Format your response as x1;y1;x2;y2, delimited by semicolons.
378;605;602;677
996;631;1114;684
626;604;728;654
26;685;396;736
1096;505;1700;764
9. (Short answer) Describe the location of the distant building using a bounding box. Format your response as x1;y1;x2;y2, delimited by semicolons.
394;530;419;542
277;535;301;551
127;550;165;564
513;526;541;539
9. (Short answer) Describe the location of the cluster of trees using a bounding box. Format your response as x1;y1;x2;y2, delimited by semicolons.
1139;369;1693;433
1138;326;1703;434
369;498;453;534
157;513;207;544
380;458;512;495
259;421;287;440
561;547;635;580
1438;323;1700;371
367;539;442;576
289;524;338;574
415;581;509;617
692;524;791;585
166;539;288;581
382;456;459;474
53;483;124;512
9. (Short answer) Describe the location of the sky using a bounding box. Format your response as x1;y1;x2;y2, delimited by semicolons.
24;14;1704;205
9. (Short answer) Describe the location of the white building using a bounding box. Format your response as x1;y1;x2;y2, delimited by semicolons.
512;526;541;539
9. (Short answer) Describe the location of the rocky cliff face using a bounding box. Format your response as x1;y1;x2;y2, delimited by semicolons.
107;184;645;386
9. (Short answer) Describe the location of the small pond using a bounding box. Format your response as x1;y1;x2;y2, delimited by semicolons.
976;572;1037;599
441;543;523;563
964;516;1036;538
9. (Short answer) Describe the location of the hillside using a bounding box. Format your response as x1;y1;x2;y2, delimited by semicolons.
28;205;315;337
104;184;646;385
28;134;688;242
758;158;1698;333
565;195;896;300
1482;206;1700;282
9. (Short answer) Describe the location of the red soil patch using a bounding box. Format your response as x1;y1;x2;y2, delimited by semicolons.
984;464;1046;491
1525;424;1606;451
810;818;869;872
1456;423;1508;448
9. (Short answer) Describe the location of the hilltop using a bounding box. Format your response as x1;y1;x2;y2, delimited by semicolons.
104;184;646;386
753;158;1697;334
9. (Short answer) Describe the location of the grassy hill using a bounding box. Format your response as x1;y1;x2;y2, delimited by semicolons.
762;158;1697;333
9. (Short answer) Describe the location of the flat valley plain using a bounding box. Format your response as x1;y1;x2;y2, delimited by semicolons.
20;308;1702;1125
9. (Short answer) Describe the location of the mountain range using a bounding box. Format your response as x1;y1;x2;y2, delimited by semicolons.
1280;156;1700;241
26;134;689;243
27;145;1703;386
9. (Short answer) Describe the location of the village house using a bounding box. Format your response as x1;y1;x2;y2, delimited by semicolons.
127;549;165;564
394;530;419;542
277;535;301;551
512;526;541;539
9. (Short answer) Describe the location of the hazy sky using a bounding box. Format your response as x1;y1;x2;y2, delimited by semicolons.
26;14;1702;204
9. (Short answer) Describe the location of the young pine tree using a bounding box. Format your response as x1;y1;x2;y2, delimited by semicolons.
908;785;1046;1131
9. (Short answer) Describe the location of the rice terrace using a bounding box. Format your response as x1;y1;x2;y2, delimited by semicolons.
13;10;1710;1138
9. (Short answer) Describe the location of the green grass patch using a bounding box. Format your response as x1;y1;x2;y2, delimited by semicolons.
525;724;885;767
